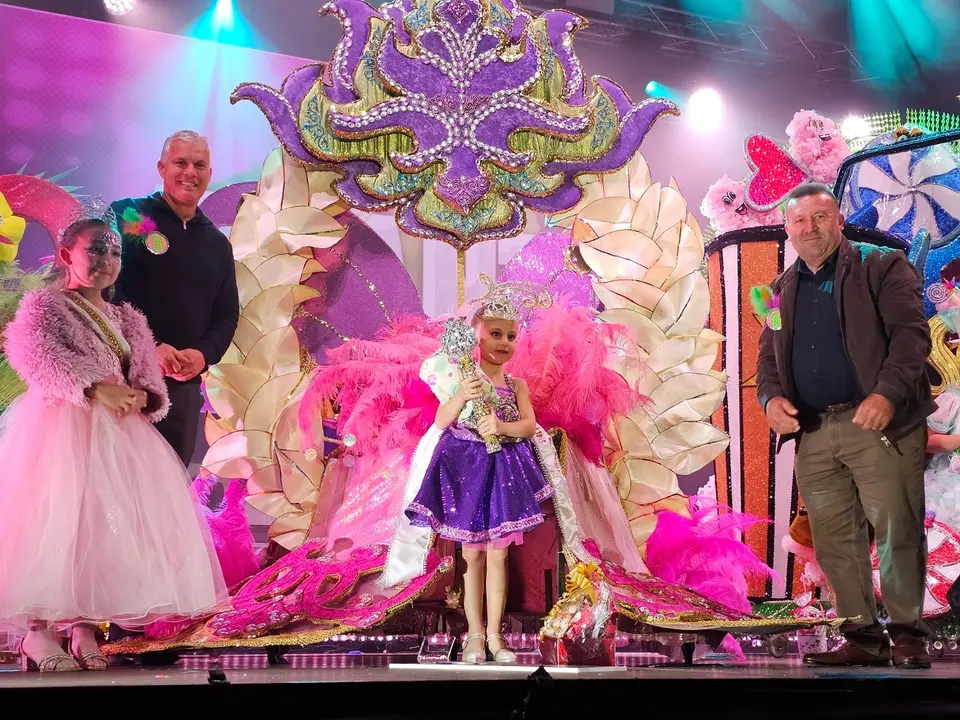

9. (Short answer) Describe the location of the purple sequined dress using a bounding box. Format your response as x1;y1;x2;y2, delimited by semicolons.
406;375;554;547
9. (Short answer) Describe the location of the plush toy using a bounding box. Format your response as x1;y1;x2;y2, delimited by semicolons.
781;507;830;596
785;110;850;185
700;174;784;234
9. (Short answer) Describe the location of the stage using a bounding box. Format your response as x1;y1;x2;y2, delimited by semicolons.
3;651;960;719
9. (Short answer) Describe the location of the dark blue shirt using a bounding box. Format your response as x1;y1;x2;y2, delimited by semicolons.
791;252;861;412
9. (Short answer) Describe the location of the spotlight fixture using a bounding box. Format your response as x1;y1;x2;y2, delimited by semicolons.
103;0;136;15
645;81;658;95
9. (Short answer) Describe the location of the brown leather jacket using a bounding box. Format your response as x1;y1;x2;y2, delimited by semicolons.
756;237;935;443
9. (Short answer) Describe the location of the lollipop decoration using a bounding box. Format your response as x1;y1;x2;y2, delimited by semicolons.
233;0;677;302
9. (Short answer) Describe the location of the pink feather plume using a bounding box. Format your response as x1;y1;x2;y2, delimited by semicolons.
645;499;779;614
508;301;644;463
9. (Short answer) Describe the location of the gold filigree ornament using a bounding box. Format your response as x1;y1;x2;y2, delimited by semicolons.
202;148;348;550
549;152;730;553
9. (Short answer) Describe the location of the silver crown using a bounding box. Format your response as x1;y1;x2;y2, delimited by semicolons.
472;273;552;322
59;196;119;243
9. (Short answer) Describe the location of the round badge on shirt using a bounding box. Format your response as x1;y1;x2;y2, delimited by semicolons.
145;231;169;255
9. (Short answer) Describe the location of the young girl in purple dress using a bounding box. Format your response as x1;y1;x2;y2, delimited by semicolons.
405;292;553;664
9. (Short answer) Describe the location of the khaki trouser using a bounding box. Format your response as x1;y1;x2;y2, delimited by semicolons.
795;409;928;652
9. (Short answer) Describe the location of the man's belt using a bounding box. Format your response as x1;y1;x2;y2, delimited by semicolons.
821;400;860;415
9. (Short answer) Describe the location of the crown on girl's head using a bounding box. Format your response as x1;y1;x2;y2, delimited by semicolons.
473;273;553;322
60;197;119;244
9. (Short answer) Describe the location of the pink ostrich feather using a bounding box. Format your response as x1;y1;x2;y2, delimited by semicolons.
509;301;644;464
298;315;442;457
645;499;779;614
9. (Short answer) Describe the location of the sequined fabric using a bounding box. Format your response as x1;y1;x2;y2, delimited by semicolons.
407;378;553;544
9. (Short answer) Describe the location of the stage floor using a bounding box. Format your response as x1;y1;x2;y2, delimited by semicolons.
4;652;960;718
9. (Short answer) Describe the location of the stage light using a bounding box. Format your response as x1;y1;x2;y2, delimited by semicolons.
213;0;235;32
840;115;871;142
103;0;136;15
687;88;722;132
645;81;659;95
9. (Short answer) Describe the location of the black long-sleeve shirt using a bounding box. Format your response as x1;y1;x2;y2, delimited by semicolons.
790;252;861;412
111;193;238;379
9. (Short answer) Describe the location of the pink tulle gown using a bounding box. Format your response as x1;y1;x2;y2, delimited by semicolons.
0;287;227;645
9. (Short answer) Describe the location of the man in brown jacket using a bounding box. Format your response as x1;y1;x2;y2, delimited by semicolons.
756;183;935;668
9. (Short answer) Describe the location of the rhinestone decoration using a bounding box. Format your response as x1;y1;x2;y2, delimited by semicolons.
232;0;678;248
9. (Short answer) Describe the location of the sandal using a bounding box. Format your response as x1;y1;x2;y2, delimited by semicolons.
486;632;517;664
462;632;487;664
19;638;81;673
70;627;109;671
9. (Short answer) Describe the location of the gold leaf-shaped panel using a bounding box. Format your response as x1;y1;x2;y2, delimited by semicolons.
580;230;661;281
246;491;298;519
253;254;309;289
649;373;726;421
610;414;654;457
629;182;663;239
245;326;303;378
645;185;687;240
616;458;681;504
646;337;696;374
248;463;282;495
275;448;321;508
203;429;272;466
231;195;281;268
275;206;345;236
205;363;268;425
235;262;262;309
272;401;303;453
651;272;708;336
577;197;637;231
653;388;727;431
268;510;313;539
256;148;285;213
233;315;262;356
219;343;244;367
626;152;653;200
203;412;234;447
650;422;730;474
280;231;346;253
279;150;310;209
244;285;320;335
270;528;308;551
667;220;706;286
600;308;667;351
243;372;307;433
593;280;661;315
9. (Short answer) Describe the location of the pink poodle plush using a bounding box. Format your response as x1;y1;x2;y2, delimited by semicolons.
700;175;784;234
785;110;850;185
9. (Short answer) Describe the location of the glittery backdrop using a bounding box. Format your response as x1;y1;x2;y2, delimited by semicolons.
498;229;597;310
294;212;424;364
0;5;306;270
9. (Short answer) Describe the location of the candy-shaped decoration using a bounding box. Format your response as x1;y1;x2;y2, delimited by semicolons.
232;0;676;299
744;134;811;211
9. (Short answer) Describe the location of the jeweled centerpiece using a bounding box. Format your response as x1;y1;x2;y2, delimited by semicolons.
234;0;676;299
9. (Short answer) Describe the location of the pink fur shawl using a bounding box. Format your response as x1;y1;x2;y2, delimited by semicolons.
4;287;170;422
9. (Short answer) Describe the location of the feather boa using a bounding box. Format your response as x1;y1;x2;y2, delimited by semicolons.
298;303;643;464
645;498;780;614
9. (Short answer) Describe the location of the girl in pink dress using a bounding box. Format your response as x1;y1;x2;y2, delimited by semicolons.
0;217;226;671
